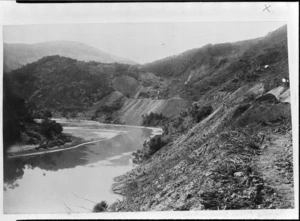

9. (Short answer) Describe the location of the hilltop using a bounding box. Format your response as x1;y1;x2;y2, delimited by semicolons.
4;41;137;72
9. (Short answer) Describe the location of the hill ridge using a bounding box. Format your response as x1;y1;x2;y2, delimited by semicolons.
4;40;137;72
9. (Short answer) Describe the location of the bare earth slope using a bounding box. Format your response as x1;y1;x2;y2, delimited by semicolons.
118;97;191;125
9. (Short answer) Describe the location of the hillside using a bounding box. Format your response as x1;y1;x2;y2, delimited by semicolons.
2;74;70;155
6;56;189;124
107;25;293;211
111;83;293;211
7;56;115;113
4;41;137;72
142;25;289;101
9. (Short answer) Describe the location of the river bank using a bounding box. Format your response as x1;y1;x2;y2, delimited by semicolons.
4;119;158;213
5;119;125;159
5;134;82;159
5;119;162;160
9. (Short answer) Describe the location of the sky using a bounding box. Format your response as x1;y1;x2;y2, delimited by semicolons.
3;22;286;64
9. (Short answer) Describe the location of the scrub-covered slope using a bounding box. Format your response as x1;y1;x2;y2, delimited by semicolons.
109;25;293;211
143;25;289;101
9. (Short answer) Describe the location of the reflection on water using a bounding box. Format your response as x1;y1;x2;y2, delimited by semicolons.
4;120;156;214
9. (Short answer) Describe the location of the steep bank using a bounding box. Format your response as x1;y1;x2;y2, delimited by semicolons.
110;82;293;211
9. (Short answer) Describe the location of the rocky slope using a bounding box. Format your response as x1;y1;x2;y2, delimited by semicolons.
4;41;136;72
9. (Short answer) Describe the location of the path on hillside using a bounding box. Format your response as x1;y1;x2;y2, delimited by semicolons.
258;131;294;208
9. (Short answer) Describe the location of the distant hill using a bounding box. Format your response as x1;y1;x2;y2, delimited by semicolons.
143;25;288;78
6;55;189;124
4;41;137;72
5;25;289;124
6;56;123;113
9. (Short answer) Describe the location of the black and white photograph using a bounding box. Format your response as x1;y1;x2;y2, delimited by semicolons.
0;2;299;220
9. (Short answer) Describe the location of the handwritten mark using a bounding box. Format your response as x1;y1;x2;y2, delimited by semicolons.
263;4;271;12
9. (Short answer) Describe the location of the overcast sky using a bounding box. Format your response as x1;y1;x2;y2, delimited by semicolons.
3;22;286;64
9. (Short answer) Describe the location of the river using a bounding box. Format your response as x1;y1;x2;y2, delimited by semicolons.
3;119;162;214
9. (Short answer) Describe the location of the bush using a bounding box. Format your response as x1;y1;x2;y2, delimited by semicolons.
235;103;291;128
40;119;63;139
93;201;108;212
142;112;168;127
32;109;53;120
148;135;168;154
193;105;213;123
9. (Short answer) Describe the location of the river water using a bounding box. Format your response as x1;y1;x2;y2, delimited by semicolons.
3;119;161;214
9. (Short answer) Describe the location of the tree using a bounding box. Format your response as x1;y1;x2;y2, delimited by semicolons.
40;119;63;139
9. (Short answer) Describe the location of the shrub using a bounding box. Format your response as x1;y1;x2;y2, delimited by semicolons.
32;109;53;120
235;103;291;128
148;135;168;154
93;201;108;212
142;112;168;127
172;116;184;128
40;119;63;139
193;105;213;123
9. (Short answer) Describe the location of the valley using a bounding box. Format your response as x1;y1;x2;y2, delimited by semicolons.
2;24;294;212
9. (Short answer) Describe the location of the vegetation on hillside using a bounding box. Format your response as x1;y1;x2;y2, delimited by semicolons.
143;25;288;101
141;112;169;127
4;41;136;72
133;103;214;164
6;56;151;122
3;74;70;155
